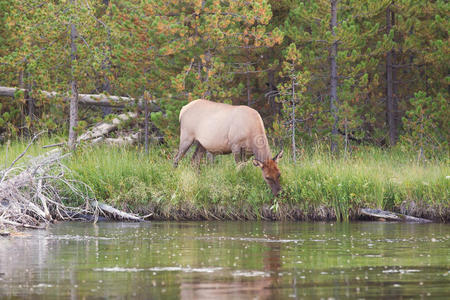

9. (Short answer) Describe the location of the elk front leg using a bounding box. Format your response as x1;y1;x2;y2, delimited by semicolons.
191;142;206;166
232;144;243;164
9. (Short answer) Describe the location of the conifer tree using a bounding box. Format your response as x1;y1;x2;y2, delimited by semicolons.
277;43;310;162
282;0;389;151
0;0;108;143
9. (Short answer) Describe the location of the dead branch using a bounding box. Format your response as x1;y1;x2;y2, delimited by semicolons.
0;143;148;230
1;131;45;184
42;142;65;149
0;147;97;229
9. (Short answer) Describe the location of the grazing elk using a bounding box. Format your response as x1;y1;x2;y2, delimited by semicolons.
174;99;283;196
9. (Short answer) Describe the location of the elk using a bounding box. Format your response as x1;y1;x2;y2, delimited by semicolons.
174;99;283;196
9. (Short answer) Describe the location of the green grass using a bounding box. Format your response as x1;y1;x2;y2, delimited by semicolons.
2;138;449;221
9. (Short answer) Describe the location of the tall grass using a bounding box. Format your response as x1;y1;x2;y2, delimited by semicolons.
66;144;448;221
2;139;449;221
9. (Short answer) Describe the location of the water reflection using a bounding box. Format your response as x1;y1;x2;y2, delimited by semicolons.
180;225;283;300
0;221;449;299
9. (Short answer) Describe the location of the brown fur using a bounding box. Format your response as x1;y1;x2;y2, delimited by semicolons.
254;154;283;196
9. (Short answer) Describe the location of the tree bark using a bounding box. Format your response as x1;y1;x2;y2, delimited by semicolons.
386;5;397;146
77;112;137;142
330;0;339;153
101;0;112;116
144;91;150;154
246;71;251;107
291;77;296;163
0;86;160;110
68;1;78;150
360;208;431;223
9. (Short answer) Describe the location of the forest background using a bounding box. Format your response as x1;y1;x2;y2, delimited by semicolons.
0;0;448;154
0;1;448;221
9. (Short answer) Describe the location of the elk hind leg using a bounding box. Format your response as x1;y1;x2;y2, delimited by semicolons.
174;135;195;167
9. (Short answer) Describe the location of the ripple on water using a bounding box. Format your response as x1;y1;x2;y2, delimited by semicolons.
46;235;115;241
196;236;302;243
382;269;421;274
93;266;222;273
231;270;271;277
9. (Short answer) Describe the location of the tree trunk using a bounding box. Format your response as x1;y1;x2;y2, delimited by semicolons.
68;3;78;151
266;69;280;115
101;0;112;116
246;70;251;107
19;67;26;128
330;0;339;153
203;49;212;98
19;60;34;127
144;91;150;154
386;5;397;146
291;77;296;163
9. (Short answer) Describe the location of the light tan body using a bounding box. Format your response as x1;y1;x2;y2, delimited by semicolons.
174;99;283;196
175;99;271;161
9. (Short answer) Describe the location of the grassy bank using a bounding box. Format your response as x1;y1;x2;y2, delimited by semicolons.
2;139;449;221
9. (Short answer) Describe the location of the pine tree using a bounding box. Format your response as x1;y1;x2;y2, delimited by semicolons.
277;43;311;162
402;91;448;159
0;0;108;143
281;0;390;151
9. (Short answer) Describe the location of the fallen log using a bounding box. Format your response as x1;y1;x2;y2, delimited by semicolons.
0;86;160;111
360;208;432;223
91;132;140;146
77;112;137;142
92;201;144;222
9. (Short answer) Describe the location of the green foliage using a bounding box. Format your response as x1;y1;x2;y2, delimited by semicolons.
150;99;187;147
0;0;448;154
401;91;449;158
58;144;449;220
1;139;448;220
276;43;312;159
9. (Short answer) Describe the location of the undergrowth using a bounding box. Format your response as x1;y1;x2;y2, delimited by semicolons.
2;139;449;221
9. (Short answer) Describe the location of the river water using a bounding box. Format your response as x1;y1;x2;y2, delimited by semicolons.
0;221;449;299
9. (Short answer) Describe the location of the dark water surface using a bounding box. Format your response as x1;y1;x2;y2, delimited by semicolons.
0;221;449;299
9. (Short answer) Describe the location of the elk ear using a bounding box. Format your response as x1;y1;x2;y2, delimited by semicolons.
273;150;283;163
253;158;264;168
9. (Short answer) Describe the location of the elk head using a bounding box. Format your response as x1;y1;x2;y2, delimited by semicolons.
253;150;283;196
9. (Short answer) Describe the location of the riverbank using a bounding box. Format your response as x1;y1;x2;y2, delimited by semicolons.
1;140;449;222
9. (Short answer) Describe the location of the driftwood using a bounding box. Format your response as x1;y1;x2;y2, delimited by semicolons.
92;201;144;222
0;86;160;111
0;147;90;229
0;136;148;230
360;208;432;223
